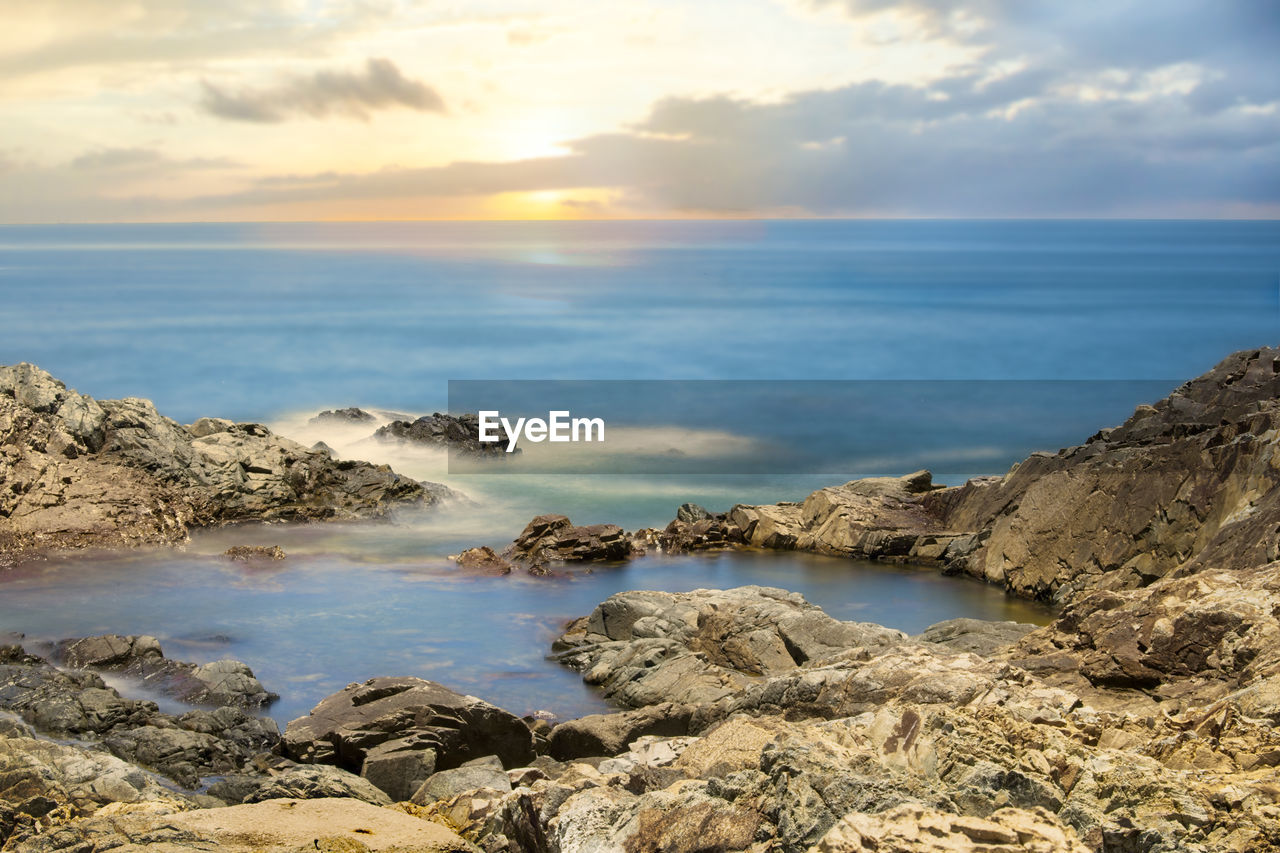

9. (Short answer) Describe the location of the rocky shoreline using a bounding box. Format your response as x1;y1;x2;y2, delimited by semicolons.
0;364;443;567
2;348;1280;850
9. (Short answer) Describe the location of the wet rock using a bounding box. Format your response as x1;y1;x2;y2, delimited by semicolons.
52;634;278;710
454;546;513;575
501;514;639;568
223;544;286;561
282;677;535;791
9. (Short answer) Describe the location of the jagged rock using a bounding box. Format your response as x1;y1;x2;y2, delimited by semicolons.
282;677;535;797
915;619;1040;659
0;734;194;838
375;412;515;456
454;546;513;575
0;648;278;788
310;408;377;424
1002;560;1280;709
223;544;286;561
0;363;435;564
501;514;639;568
676;503;712;523
811;803;1089;852
52;634;277;709
552;586;907;708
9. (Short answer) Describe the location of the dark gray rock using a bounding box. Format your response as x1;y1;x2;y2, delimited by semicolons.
282;676;535;780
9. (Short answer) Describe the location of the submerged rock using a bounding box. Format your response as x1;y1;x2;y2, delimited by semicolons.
223;544;286;561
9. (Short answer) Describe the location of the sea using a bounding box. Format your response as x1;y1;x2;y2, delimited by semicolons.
0;219;1277;722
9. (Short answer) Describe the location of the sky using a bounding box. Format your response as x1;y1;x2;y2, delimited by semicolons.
0;0;1277;222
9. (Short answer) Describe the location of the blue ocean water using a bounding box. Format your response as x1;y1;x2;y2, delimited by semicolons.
0;220;1276;724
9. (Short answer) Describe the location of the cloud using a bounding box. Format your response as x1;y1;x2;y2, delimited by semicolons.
70;147;239;172
199;58;445;123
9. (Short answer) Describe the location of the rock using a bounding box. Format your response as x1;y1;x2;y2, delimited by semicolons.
0;648;279;788
0;734;194;825
676;503;712;523
360;739;438;803
454;546;513;575
548;704;695;760
810;803;1090;852
0;362;437;564
242;764;392;806
552;586;906;708
2;797;473;853
311;408;377;424
375;412;516;456
223;544;286;561
410;765;513;805
52;634;278;709
501;514;639;568
282;677;535;790
915;619;1040;659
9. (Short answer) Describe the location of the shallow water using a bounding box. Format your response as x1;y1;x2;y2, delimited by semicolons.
0;536;1051;725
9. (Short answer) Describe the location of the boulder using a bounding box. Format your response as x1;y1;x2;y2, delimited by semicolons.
501;514;638;568
454;546;513;575
281;677;535;793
